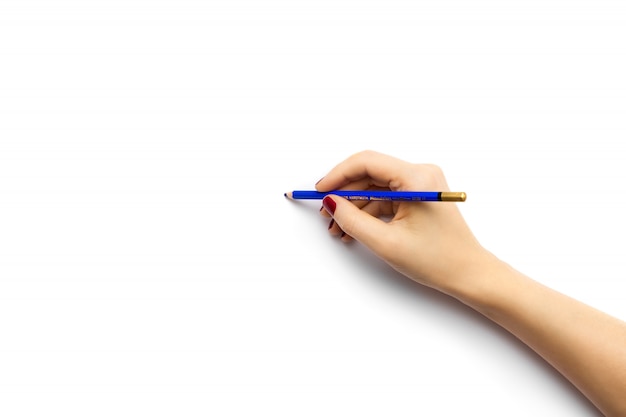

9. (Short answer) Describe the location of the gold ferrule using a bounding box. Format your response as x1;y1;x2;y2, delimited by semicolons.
440;192;466;202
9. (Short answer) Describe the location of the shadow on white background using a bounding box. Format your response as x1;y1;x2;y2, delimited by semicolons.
1;1;625;415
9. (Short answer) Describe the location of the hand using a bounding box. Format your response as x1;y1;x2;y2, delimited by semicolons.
316;150;626;416
317;150;492;295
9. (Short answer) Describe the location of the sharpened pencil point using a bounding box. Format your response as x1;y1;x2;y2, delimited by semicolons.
284;191;293;200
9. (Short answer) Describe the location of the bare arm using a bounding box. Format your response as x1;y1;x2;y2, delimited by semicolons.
454;253;626;416
315;150;626;416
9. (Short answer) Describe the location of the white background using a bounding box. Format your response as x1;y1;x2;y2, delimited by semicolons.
1;1;625;415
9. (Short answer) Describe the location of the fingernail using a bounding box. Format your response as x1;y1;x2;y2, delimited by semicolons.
322;196;336;215
328;219;334;229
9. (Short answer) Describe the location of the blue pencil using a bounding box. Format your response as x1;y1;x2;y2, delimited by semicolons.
284;190;466;202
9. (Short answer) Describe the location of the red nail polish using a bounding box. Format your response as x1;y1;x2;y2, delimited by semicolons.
322;196;336;215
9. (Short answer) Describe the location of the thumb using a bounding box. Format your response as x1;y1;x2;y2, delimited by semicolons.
323;195;390;254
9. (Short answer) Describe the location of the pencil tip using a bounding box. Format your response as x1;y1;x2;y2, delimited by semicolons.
284;191;293;200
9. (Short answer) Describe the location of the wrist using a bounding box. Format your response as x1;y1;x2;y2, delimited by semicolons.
440;248;514;311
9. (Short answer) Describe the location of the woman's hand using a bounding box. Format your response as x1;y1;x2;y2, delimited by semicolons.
316;150;626;416
316;150;492;296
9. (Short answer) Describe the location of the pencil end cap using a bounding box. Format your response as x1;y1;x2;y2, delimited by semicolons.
441;192;466;202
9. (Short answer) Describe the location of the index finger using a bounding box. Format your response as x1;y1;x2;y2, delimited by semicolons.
315;150;417;192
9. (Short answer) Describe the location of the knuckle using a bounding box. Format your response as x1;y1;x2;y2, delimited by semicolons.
354;149;378;161
423;163;444;176
414;163;446;188
339;213;358;237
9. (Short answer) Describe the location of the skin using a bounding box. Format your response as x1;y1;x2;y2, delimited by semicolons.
316;150;626;417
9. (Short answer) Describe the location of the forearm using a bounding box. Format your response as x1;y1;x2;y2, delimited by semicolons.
312;151;626;413
450;254;626;417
